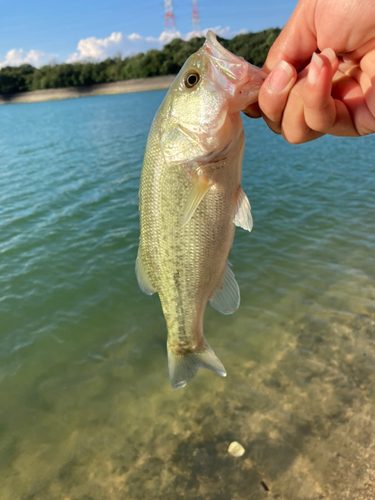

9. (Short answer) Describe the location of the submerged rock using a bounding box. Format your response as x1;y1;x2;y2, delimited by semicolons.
228;441;245;457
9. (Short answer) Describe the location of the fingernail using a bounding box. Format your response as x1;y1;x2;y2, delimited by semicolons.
321;47;336;65
268;60;294;92
308;53;323;84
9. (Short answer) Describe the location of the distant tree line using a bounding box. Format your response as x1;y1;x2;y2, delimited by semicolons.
0;28;281;95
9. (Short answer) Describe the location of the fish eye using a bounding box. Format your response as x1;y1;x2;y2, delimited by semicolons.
184;71;200;88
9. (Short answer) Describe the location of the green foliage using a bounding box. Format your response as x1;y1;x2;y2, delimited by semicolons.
225;28;281;66
0;28;281;95
0;64;36;94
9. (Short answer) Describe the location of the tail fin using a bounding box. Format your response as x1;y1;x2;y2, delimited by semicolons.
167;341;227;390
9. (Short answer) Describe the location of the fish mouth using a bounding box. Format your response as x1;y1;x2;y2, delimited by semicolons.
203;30;266;108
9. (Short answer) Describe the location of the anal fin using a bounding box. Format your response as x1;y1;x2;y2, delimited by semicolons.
135;249;156;295
209;261;240;314
233;185;253;232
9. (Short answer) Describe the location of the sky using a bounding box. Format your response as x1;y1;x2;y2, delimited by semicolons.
0;0;298;68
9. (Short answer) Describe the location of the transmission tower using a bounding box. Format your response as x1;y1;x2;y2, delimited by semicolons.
164;0;177;32
192;0;200;31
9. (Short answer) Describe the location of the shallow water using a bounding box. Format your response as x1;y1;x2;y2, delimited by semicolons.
0;91;374;500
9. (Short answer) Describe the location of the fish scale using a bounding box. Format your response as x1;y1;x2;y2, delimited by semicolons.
136;31;265;389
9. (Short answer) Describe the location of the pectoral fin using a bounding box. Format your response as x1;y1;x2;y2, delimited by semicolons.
135;249;156;295
181;176;213;227
233;185;253;232
209;262;240;314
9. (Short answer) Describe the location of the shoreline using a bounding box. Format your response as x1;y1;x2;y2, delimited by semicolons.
0;75;176;105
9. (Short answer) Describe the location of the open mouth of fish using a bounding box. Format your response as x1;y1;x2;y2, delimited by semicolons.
204;30;267;105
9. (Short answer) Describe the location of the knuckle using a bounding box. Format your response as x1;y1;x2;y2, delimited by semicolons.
258;89;284;123
282;133;304;145
281;123;311;144
263;116;282;135
305;107;336;133
242;103;261;119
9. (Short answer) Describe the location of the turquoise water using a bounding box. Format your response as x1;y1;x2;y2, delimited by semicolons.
0;91;374;500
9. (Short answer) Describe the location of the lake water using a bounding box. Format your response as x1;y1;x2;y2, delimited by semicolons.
0;90;374;500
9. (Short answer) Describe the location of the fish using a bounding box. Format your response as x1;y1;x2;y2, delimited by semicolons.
136;31;265;389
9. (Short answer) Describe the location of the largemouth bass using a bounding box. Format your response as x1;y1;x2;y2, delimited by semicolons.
136;31;265;389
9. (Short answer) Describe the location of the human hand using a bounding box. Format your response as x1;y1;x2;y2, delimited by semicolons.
244;0;375;143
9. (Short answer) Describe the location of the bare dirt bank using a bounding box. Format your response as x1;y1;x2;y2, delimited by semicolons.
0;75;176;105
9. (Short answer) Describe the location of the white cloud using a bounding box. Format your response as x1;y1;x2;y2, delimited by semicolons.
203;26;236;38
185;26;248;41
67;32;123;63
144;30;182;45
0;26;247;69
127;33;142;41
124;26;247;54
0;48;57;68
184;30;203;41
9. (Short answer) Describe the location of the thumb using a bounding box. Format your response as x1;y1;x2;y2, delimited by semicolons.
264;0;318;73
